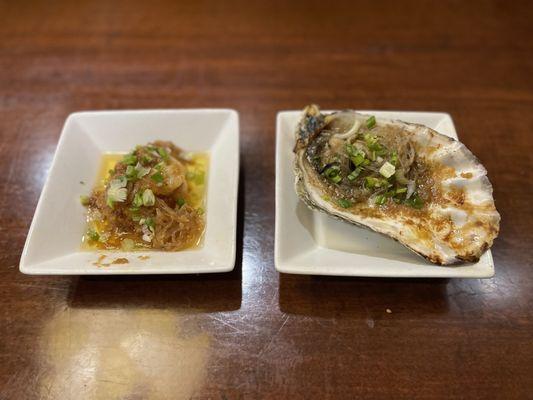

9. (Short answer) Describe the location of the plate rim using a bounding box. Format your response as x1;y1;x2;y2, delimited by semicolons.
20;108;240;275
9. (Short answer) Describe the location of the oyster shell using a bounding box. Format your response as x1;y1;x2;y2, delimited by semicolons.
294;105;500;265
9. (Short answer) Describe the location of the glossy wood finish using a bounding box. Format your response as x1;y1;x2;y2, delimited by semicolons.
1;1;532;399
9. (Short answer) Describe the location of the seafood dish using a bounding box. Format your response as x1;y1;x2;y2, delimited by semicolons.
293;105;500;265
82;141;207;251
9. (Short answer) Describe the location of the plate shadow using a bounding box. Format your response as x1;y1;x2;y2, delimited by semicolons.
67;167;246;313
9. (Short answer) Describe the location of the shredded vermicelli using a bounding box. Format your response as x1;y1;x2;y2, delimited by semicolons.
83;141;206;251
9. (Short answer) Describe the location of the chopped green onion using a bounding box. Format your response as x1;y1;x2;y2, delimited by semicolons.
321;195;331;202
338;199;352;208
364;134;376;147
379;161;396;178
375;195;387;205
197;207;205;215
132;192;143;208
126;165;137;181
86;229;100;242
345;144;354;156
176;198;186;208
142;189;155;206
157;147;169;161
134;163;150;179
405;194;424;209
144;217;155;228
350;149;366;167
330;174;342;184
366;115;376;129
151;171;164;184
123;153;137;166
396;187;407;194
142;155;153;164
106;176;128;207
80;195;90;206
114;175;128;187
347;167;363;181
323;165;342;184
364;133;386;156
365;176;388;189
390;151;399;166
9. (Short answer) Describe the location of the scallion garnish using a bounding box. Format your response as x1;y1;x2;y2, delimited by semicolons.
330;174;342;184
345;144;356;156
348;147;366;167
142;189;155;206
151;171;164;184
144;217;155;228
390;151;399;166
157;147;169;161
80;195;90;206
405;194;424;209
135;162;150;179
126;165;137;181
375;195;387;205
132;192;143;208
123;153;137;166
379;161;396;179
366;115;376;129
106;176;128;208
323;165;342;184
365;176;387;189
176;198;186;208
86;229;100;242
338;199;352;208
347;167;363;181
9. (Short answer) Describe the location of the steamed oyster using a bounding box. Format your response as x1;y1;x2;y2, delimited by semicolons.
294;105;500;265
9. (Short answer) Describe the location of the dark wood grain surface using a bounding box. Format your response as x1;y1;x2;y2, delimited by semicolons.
1;1;532;399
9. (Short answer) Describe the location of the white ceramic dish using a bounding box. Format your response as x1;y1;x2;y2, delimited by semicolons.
20;109;239;275
275;110;495;278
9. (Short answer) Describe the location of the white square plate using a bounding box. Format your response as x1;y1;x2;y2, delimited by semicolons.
20;109;239;275
275;110;494;278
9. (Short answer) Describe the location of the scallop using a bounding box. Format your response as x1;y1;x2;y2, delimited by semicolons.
293;105;500;265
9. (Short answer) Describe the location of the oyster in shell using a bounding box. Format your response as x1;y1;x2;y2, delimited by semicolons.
294;105;500;265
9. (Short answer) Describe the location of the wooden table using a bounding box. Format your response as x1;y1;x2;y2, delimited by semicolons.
1;1;532;399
